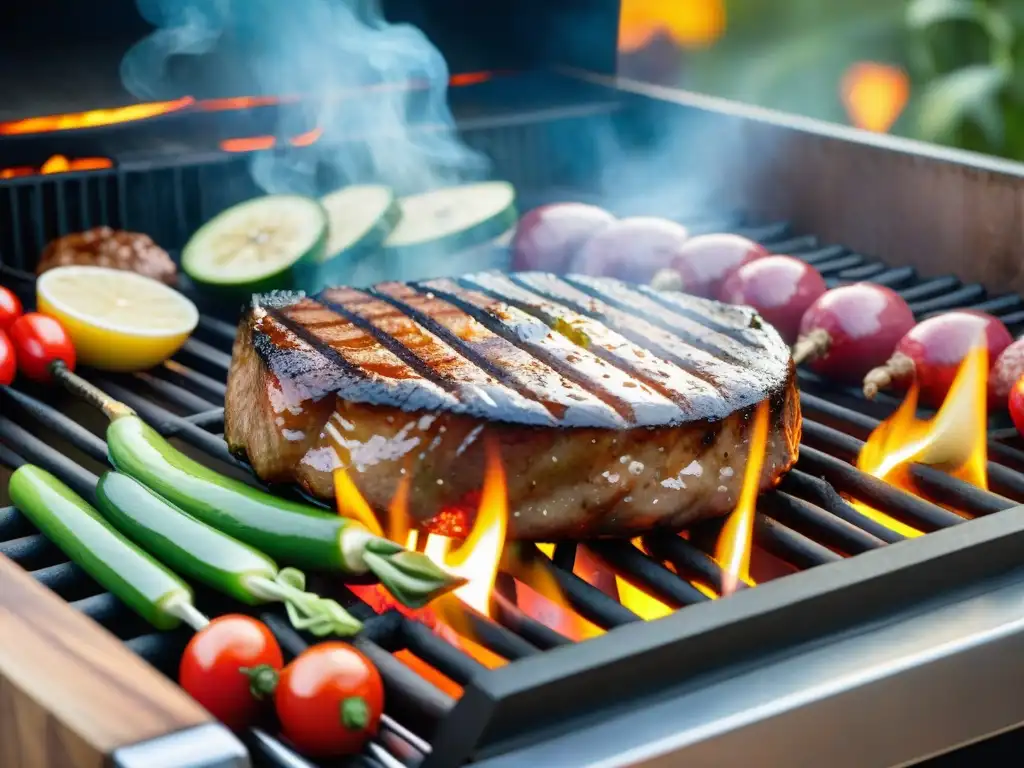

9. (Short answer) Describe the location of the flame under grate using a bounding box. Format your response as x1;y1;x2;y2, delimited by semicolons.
4;215;1024;766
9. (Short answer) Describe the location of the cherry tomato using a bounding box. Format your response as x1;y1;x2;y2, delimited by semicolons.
0;286;22;332
7;312;76;383
1010;376;1024;437
179;615;284;731
0;330;15;386
275;642;384;757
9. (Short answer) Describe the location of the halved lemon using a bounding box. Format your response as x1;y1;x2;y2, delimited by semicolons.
37;266;199;372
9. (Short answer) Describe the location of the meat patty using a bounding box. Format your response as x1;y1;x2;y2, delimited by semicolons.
224;272;800;540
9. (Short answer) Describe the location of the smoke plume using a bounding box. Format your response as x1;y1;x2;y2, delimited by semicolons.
122;0;487;196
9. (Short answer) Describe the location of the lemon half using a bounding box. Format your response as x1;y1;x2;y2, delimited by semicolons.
37;266;199;372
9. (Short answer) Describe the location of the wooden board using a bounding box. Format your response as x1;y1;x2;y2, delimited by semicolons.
0;553;211;768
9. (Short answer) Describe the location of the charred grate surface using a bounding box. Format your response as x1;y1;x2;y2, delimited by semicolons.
4;213;1024;766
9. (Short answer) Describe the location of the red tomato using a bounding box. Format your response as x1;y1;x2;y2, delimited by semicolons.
0;286;22;332
275;642;384;757
179;615;284;731
0;330;15;385
8;312;75;383
1010;377;1024;437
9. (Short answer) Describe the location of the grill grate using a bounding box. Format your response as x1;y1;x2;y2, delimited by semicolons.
3;214;1024;766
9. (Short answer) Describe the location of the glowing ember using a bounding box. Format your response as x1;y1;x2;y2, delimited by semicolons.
856;343;988;533
334;467;384;536
619;0;726;52
1;156;113;179
290;127;324;147
714;400;770;596
198;95;295;111
0;97;195;135
220;136;277;153
841;62;910;133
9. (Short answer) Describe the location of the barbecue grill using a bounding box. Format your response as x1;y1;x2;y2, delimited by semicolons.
5;3;1024;767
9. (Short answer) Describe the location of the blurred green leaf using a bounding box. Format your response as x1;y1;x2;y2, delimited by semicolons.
906;0;981;30
916;64;1008;144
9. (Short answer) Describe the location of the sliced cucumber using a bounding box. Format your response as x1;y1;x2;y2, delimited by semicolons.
317;185;400;287
321;185;400;261
182;195;327;293
382;182;517;279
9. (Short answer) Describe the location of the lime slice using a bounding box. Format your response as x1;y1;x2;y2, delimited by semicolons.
181;195;327;292
382;182;517;277
37;266;199;372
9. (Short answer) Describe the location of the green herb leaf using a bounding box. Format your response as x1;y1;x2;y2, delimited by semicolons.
906;0;981;30
916;65;1008;145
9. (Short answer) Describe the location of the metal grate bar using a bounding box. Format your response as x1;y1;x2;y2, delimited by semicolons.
641;533;730;593
755;514;840;568
797;445;963;532
1;386;108;464
586;541;709;607
0;416;99;502
778;470;905;544
761;492;886;555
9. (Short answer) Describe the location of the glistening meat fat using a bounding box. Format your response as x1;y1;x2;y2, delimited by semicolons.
224;272;801;540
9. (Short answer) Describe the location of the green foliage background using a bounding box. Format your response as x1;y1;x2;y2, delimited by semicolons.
681;0;1023;159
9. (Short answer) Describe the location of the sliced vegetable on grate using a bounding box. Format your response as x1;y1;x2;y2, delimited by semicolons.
36;265;198;371
382;181;517;277
318;184;401;282
182;195;328;292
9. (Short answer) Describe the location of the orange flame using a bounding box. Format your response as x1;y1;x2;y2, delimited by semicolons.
511;544;603;641
619;0;726;53
856;344;988;532
334;467;385;537
714;400;770;596
439;440;507;616
614;539;673;619
841;62;910;133
0;97;194;136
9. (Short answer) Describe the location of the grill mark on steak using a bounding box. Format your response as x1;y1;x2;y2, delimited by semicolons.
319;287;560;426
563;274;778;368
264;297;461;415
314;290;460;393
506;272;779;399
415;278;684;427
459;273;721;415
368;282;623;426
264;306;368;383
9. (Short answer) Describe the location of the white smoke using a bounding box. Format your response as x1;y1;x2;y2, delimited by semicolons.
121;0;488;196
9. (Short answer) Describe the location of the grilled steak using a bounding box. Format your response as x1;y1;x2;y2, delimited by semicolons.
225;272;800;540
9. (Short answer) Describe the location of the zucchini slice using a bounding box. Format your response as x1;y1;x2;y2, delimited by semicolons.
382;182;517;278
182;195;327;292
